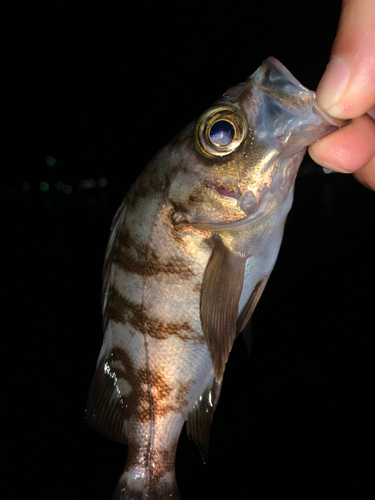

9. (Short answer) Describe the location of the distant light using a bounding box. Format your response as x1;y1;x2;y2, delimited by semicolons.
21;181;30;192
55;181;64;191
98;177;108;187
77;178;96;190
46;156;56;166
63;184;72;194
39;181;49;192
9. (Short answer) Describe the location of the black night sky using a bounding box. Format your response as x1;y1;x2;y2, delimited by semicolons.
2;2;374;499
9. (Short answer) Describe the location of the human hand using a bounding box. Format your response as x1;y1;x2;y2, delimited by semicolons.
308;0;375;191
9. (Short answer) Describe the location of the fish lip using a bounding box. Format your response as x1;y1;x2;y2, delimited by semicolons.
262;57;349;129
261;57;310;91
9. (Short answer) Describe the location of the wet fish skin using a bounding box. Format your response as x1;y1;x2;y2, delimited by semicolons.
86;57;347;499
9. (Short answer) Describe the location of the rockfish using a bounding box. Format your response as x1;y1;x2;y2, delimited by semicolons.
86;57;347;499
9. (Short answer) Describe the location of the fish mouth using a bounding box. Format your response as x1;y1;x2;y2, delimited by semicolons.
208;180;241;200
260;57;349;129
193;173;293;231
192;180;279;232
209;180;261;218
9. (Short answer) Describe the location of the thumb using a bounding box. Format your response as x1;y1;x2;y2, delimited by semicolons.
316;0;375;119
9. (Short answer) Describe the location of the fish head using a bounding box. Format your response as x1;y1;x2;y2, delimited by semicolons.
166;57;348;230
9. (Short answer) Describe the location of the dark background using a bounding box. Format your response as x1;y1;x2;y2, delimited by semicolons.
2;2;374;499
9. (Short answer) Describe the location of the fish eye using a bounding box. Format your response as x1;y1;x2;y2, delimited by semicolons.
194;104;248;158
209;120;235;147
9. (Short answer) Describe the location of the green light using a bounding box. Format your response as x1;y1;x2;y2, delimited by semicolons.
39;182;49;192
46;156;56;166
63;184;72;194
55;181;64;191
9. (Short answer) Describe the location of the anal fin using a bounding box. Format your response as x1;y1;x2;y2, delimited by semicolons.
186;378;221;462
85;356;127;444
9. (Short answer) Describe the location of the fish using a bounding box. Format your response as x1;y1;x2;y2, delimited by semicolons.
86;57;348;499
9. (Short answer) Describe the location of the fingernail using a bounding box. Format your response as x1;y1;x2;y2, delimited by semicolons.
316;56;350;111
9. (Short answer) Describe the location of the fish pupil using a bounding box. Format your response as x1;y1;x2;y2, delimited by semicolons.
209;120;234;147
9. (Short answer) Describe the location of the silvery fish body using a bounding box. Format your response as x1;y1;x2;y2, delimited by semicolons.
86;58;346;499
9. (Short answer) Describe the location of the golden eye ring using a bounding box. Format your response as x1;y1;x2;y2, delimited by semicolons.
194;104;248;159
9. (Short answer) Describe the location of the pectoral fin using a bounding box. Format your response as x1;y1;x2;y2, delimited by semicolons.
200;235;246;381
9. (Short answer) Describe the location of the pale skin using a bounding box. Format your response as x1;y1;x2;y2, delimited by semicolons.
308;0;375;191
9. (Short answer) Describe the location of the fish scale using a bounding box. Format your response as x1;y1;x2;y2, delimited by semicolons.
86;57;348;499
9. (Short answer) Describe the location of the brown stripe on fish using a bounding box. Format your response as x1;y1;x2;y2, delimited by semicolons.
106;287;132;326
92;346;150;426
128;178;155;208
128;174;171;208
111;346;195;423
114;248;196;279
107;287;204;343
115;229;196;279
149;174;171;193
164;376;196;415
137;368;195;421
129;185;149;208
109;347;150;424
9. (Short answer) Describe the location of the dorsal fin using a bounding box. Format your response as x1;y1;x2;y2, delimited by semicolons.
186;378;221;462
85;355;127;444
200;234;247;382
87;197;129;443
102;199;128;331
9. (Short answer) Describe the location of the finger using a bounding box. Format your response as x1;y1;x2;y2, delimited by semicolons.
308;113;375;173
316;0;375;119
367;105;375;121
353;156;375;191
